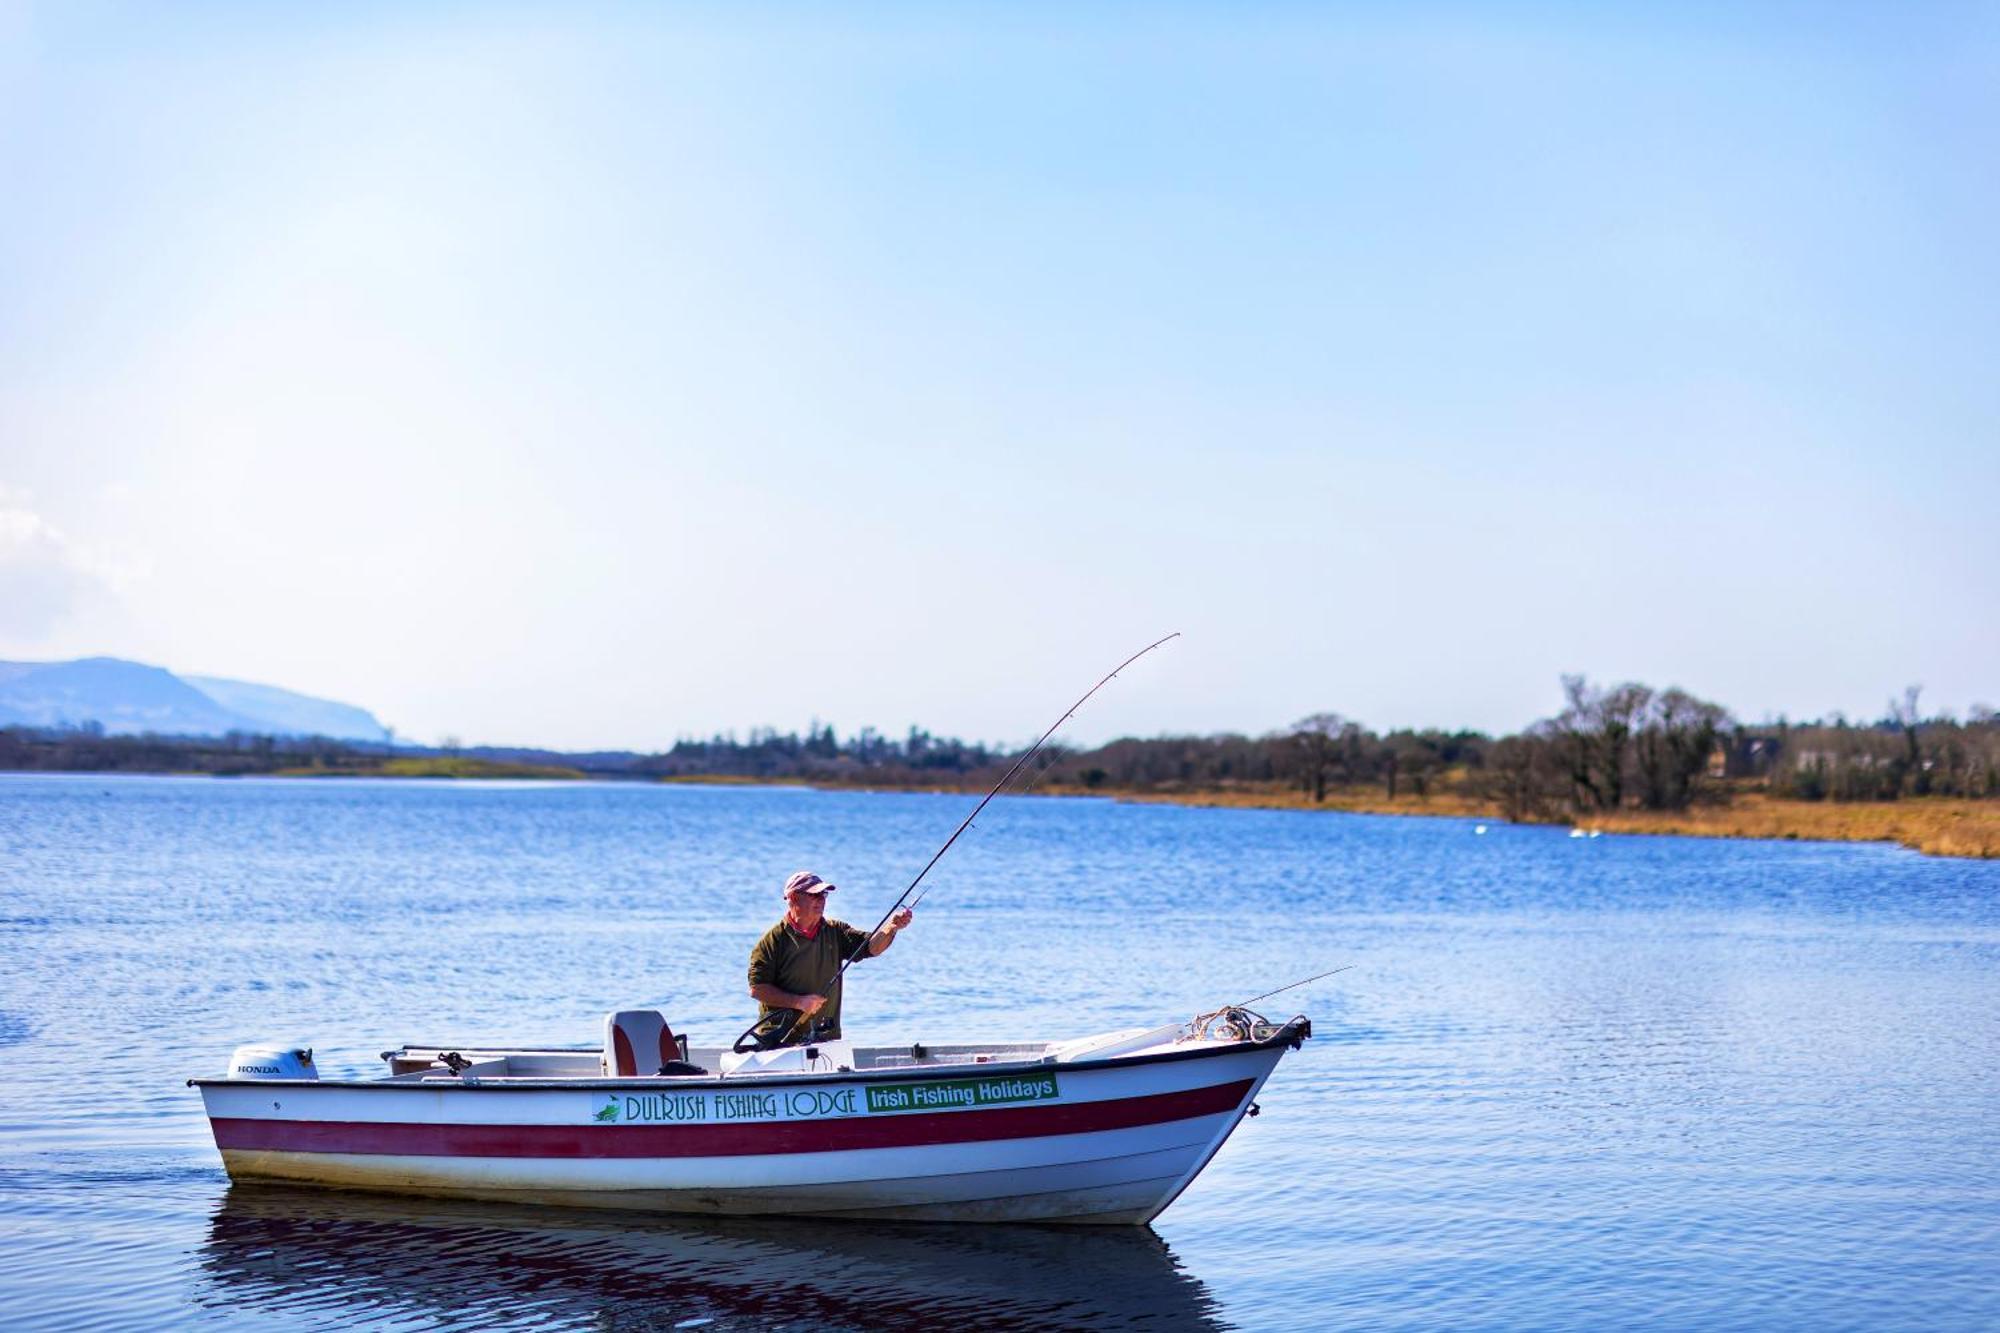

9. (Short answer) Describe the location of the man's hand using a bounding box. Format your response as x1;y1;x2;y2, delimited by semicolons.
749;983;827;1017
869;906;913;957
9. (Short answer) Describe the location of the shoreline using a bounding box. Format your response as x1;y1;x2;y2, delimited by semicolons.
798;779;2000;860
1085;786;2000;860
3;765;1993;858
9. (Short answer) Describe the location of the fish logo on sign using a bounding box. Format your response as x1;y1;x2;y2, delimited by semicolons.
594;1098;619;1123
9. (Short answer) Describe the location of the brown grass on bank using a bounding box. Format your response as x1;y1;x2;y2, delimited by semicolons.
1050;781;2000;859
1574;793;2000;859
275;757;585;780
679;772;2000;860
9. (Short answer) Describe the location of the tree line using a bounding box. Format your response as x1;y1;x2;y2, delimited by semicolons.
0;721;1004;782
0;725;380;776
1028;678;1997;818
3;680;1994;818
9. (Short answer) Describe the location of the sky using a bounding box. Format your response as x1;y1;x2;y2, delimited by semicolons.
2;2;1995;750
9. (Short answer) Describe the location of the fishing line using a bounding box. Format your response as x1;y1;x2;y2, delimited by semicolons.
909;732;1057;914
1001;745;1063;801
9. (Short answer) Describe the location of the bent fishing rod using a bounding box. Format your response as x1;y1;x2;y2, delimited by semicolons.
734;631;1181;1053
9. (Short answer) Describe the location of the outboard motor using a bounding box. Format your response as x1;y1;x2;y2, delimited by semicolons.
226;1044;317;1080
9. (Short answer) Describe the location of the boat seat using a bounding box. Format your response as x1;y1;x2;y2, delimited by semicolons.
602;1009;688;1077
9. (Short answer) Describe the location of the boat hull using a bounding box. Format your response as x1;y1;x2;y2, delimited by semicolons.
196;1038;1294;1224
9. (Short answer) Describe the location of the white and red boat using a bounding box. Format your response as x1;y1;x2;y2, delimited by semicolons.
191;1006;1309;1225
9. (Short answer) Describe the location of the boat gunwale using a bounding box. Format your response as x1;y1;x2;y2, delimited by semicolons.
187;1016;1310;1094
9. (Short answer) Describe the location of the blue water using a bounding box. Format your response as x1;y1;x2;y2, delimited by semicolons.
1;774;1996;1330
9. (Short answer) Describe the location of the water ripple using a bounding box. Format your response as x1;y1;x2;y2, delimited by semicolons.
1;775;1997;1330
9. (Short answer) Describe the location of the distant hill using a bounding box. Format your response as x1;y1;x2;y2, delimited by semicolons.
184;675;390;743
0;657;391;742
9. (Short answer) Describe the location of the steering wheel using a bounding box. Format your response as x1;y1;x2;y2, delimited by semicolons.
730;1009;803;1055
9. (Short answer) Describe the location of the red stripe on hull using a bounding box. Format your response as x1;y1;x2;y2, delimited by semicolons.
211;1079;1254;1159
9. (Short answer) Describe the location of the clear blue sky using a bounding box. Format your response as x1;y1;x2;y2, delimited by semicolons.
2;3;1995;749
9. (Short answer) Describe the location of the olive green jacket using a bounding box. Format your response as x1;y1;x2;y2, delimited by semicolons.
747;917;872;1043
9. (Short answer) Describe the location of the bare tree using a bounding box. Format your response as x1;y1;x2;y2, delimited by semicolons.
1890;685;1926;795
1552;677;1640;810
1634;688;1731;809
1485;733;1556;821
1291;713;1349;803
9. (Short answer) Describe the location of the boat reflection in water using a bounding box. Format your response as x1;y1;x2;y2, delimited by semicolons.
195;1183;1224;1331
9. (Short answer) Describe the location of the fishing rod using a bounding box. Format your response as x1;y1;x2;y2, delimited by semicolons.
1229;964;1354;1011
732;631;1182;1054
1181;965;1356;1044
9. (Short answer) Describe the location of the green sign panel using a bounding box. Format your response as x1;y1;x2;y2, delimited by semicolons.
865;1072;1061;1114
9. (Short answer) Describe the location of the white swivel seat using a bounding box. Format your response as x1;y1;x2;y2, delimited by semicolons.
602;1009;683;1077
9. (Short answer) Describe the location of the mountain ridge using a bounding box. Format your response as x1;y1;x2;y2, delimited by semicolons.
0;657;391;742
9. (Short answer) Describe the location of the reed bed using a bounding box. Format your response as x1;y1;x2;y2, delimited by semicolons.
1085;784;1999;859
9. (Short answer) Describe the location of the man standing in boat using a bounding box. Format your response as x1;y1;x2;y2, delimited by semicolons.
747;871;914;1046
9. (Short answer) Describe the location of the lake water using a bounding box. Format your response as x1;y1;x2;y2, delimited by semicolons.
1;773;1996;1330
